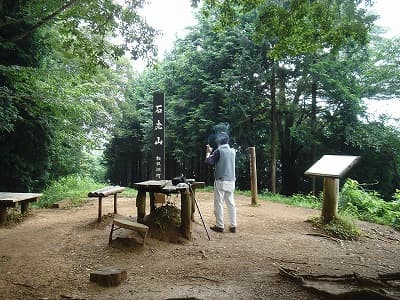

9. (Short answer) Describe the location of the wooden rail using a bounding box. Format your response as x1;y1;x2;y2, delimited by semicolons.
88;186;125;222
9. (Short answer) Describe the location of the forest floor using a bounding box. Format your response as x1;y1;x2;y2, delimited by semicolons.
0;192;400;300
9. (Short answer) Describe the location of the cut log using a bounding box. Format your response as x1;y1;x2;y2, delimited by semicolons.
89;267;127;287
88;186;125;197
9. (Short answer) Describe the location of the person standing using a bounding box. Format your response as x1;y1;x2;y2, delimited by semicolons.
205;132;237;233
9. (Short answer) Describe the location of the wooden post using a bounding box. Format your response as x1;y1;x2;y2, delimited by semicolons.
321;177;339;223
248;147;258;205
136;190;146;223
149;192;156;213
20;201;29;214
98;196;103;222
190;188;196;221
0;206;7;225
113;194;118;214
180;189;192;240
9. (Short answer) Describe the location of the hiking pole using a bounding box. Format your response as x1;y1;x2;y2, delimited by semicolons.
188;184;211;241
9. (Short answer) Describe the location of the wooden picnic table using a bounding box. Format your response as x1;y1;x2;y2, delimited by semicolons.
132;180;205;240
0;192;42;225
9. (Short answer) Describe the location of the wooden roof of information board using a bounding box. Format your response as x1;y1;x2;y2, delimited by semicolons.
304;155;360;178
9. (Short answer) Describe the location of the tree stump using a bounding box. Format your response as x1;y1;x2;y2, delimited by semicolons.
89;267;127;287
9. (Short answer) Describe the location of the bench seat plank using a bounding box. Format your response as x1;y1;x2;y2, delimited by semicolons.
113;219;149;232
109;218;149;245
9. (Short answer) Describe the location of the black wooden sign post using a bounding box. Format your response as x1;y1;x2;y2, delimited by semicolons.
153;92;165;180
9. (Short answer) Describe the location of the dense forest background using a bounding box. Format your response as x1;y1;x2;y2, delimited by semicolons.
1;0;400;200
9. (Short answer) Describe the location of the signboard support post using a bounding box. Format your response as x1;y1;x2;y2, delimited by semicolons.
153;92;165;180
322;177;339;223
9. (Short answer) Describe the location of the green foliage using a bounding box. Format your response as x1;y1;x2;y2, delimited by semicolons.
37;175;104;208
0;0;158;69
393;189;400;201
0;0;156;192
340;179;400;229
153;202;181;231
120;188;138;197
260;192;322;209
309;214;361;240
202;0;376;59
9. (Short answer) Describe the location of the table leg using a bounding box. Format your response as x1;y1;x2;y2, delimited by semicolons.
0;205;7;225
190;188;196;221
20;201;29;214
181;189;192;240
113;194;118;214
98;196;103;222
149;192;156;213
136;190;146;223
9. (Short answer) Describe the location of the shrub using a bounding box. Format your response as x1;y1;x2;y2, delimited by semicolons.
309;214;361;240
37;174;104;208
340;179;400;229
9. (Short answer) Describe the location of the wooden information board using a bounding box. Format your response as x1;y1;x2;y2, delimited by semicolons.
304;155;360;178
304;155;360;223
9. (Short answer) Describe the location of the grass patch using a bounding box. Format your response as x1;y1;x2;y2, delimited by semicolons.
259;192;322;209
308;214;361;240
200;186;322;209
120;188;137;197
37;175;104;208
198;186;214;193
192;182;400;231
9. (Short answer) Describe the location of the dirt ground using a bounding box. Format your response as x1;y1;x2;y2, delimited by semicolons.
1;192;400;300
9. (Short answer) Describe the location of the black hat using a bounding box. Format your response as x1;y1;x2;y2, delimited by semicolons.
215;132;229;145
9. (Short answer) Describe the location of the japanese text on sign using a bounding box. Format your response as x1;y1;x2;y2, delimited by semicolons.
153;93;165;180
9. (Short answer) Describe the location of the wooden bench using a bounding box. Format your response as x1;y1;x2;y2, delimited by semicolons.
88;186;125;222
109;218;149;246
0;192;42;225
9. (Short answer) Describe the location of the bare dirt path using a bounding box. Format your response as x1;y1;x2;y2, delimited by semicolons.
1;192;399;300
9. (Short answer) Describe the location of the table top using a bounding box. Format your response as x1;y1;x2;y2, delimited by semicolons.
133;180;205;193
0;192;43;203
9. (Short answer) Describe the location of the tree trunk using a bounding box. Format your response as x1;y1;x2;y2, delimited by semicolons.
280;149;300;196
270;63;277;193
311;77;318;195
126;158;132;187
